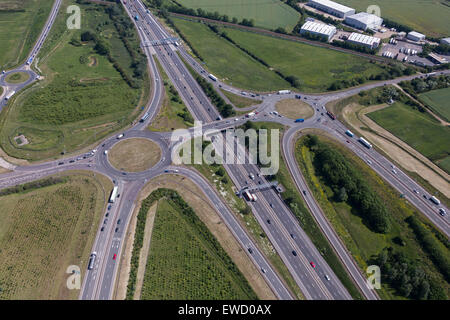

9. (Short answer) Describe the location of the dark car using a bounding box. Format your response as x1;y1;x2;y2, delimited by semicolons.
115;227;119;233
117;219;121;225
58;162;64;165
69;160;75;163
267;219;271;224
101;227;104;232
292;250;297;256
108;205;112;210
290;233;296;239
303;190;307;196
248;248;253;254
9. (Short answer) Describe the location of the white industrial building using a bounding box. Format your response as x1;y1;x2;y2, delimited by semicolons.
300;21;337;41
407;31;425;42
440;38;450;45
344;12;383;31
347;32;381;49
307;0;355;18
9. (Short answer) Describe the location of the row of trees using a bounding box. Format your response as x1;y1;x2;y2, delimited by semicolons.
126;188;256;299
187;64;236;118
0;177;67;197
406;216;450;282
306;135;391;233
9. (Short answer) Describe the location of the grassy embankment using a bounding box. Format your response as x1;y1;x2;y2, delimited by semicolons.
148;58;194;131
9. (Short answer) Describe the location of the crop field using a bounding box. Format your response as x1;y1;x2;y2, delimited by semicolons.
140;197;257;299
177;0;300;31
222;27;385;93
0;0;146;161
338;0;450;38
419;87;450;123
367;101;450;174
0;0;53;69
172;18;289;92
296;134;450;299
0;173;111;299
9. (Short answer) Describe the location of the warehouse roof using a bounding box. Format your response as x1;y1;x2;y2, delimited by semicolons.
309;0;354;14
345;12;383;26
301;21;336;36
408;31;425;39
348;32;381;46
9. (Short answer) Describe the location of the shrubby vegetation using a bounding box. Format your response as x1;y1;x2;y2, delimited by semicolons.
399;75;450;96
406;216;450;282
305;135;390;233
182;57;236;118
0;177;67;197
373;247;447;299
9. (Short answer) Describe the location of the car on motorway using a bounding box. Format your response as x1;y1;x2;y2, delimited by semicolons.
267;219;271;224
101;227;104;232
414;189;419;194
105;212;109;217
302;190;306;196
270;203;274;208
261;268;266;273
290;233;296;239
115;227;119;233
325;275;330;281
108;205;112;210
117;219;121;225
248;248;253;254
439;208;446;216
104;150;108;155
58;162;64;165
113;254;117;260
69;160;75;163
292;250;297;256
310;261;316;268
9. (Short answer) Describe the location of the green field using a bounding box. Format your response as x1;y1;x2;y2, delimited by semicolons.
419;87;450;122
338;0;450;38
295;134;449;299
172;18;385;93
0;0;53;69
172;18;289;92
138;191;257;299
177;0;300;31
4;72;30;84
0;0;147;161
368;101;450;174
0;173;111;299
222;27;385;93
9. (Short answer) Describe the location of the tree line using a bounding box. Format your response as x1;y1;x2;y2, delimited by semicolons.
306;135;391;233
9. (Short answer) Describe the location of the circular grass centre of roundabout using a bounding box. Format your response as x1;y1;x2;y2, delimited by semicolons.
275;98;314;120
5;72;30;84
108;138;162;172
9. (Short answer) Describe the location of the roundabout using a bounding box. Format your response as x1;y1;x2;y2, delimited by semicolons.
4;71;30;84
108;137;162;173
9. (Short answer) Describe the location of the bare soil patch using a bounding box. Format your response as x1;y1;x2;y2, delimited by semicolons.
276;99;314;119
108;138;161;172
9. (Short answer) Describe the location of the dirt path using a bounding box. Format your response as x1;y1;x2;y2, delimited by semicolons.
133;203;157;300
114;174;276;300
342;103;450;198
394;84;450;126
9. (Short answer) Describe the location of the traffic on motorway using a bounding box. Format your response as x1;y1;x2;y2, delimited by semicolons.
0;0;448;304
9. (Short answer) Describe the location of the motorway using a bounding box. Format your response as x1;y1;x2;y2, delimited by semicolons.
0;0;62;109
0;0;448;301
